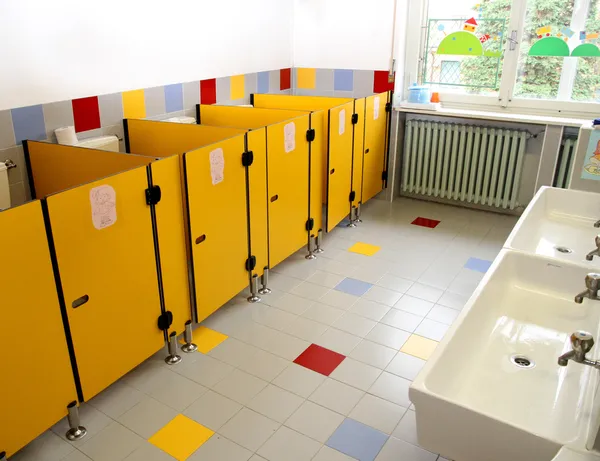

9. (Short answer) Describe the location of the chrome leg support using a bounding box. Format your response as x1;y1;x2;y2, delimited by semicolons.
0;451;6;461
247;274;261;303
356;202;363;223
314;229;324;254
259;267;272;295
305;235;317;260
165;331;182;365
65;402;87;441
347;207;357;227
181;320;198;353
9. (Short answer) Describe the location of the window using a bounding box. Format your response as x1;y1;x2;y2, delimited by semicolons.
413;0;600;115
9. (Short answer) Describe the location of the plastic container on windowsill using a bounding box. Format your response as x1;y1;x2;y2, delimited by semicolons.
407;84;431;104
593;118;600;129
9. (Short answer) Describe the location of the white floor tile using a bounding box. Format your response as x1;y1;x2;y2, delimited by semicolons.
146;370;207;412
285;401;344;443
309;378;364;415
349;339;397;369
183;390;242;431
63;452;93;461
394;295;434;317
414;319;449;341
352;266;387;284
269;273;303;292
349;394;408;434
79;422;144;461
250;304;297;331
375;437;437;461
283;316;330;342
406;283;444;303
212;368;268;405
209;338;260;368
188;435;252;461
291;281;331;301
392;409;421;447
171;353;235;388
314;328;362;355
386;352;426;381
51;403;111;444
249;456;269;461
362;286;403;306
257;426;321;461
333;312;377;337
426;305;460;325
306;270;346;288
380;309;423;333
89;381;144;419
247;384;304;423
219;408;280;452
9;430;75;461
261;329;311;361
349;298;391;321
268;293;314;315
319;290;360;309
320;259;358;277
238;348;289;381
369;372;412;407
272;363;326;398
301;302;345;326
330;358;382;391
376;274;413;293
365;323;411;349
313;446;357;461
123;442;175;461
437;291;469;310
117;396;178;439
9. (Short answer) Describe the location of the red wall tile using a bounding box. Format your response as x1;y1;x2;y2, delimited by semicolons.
373;70;395;93
280;68;291;90
200;79;217;105
72;96;101;133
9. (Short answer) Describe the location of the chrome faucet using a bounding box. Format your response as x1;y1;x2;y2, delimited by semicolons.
594;220;600;228
558;331;600;369
586;235;600;261
574;273;600;303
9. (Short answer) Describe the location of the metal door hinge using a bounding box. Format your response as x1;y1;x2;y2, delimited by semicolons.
306;129;316;142
385;103;392;113
242;150;254;167
351;114;359;124
349;191;356;202
246;255;257;271
305;218;314;231
157;311;173;331
145;185;162;205
381;171;388;181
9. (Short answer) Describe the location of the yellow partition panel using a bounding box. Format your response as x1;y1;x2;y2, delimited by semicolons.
247;128;269;277
267;116;310;267
150;156;192;333
309;111;325;233
25;141;152;198
252;94;353;111
198;104;308;129
46;166;164;401
326;102;354;232
126;119;245;157
362;92;389;203
0;201;77;458
352;98;366;207
184;135;249;322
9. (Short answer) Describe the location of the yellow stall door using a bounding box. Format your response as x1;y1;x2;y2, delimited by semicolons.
150;156;192;334
267;117;310;267
309;111;326;233
352;98;366;208
0;201;78;458
362;92;389;203
247;129;269;276
326;102;354;232
185;135;249;322
46;167;164;401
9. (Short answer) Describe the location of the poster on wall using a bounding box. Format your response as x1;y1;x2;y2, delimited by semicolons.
581;130;600;181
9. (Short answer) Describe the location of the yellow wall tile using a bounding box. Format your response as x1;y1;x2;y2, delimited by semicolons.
122;89;146;119
297;68;316;89
230;75;245;100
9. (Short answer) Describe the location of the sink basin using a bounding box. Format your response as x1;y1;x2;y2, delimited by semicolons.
410;250;600;461
505;186;600;267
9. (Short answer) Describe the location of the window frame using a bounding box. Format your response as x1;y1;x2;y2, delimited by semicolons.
403;0;600;117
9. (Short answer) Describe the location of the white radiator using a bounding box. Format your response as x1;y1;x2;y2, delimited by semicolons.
553;137;577;189
402;120;527;210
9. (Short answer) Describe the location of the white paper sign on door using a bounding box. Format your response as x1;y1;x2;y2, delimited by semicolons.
90;185;117;230
284;122;296;153
374;96;380;120
339;109;346;136
209;148;225;185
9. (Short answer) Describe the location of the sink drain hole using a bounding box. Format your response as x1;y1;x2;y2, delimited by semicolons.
555;246;573;254
510;355;535;368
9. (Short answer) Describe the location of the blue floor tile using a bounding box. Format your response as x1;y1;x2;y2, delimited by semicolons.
326;418;388;461
464;257;492;273
335;278;373;296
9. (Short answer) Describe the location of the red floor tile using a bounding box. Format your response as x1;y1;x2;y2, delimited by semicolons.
411;217;441;228
294;344;346;376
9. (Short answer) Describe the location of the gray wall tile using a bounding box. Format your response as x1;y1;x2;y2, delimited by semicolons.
245;73;257;98
269;70;281;93
353;70;375;98
98;93;124;127
9;182;26;206
316;69;334;92
183;81;200;111
279;89;292;95
216;77;231;104
0;145;24;185
0;110;15;149
333;90;354;98
144;86;166;118
294;89;321;96
184;108;197;118
42;100;74;141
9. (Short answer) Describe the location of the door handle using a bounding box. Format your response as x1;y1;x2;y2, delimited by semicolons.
270;195;279;202
365;148;370;154
330;169;335;175
72;295;89;309
195;234;206;244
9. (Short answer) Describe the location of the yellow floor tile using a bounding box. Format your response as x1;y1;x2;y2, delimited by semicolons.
180;326;228;354
400;334;438;360
348;242;381;256
149;414;214;461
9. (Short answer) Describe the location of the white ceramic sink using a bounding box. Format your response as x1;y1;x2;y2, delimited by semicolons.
410;250;600;461
505;186;600;267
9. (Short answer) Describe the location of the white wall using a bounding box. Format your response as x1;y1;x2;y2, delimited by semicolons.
293;0;406;72
0;0;294;110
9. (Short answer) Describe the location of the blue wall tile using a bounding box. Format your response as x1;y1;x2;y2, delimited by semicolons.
334;69;354;91
164;83;183;113
257;71;270;94
11;105;46;144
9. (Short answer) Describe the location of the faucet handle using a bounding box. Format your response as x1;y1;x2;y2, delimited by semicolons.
585;273;600;290
595;235;600;248
571;331;595;354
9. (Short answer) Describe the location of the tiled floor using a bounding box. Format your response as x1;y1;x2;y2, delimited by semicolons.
12;197;517;461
